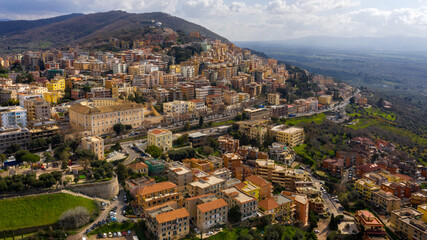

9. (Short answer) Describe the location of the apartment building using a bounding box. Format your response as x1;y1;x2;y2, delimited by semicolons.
255;159;311;190
355;179;380;201
46;77;65;92
218;187;258;221
236;175;272;201
148;128;172;151
372;190;401;213
267;93;280;105
355;210;386;237
271;125;305;147
218;135;239;153
243;108;271;120
69;98;144;135
167;163;193;191
81;136;105;160
183;158;214;173
0;106;27;128
23;98;50;121
188;99;207;113
318;95;332;105
136;182;181;209
163;101;188;115
223;90;239;105
0;127;30;153
196;198;228;233
146;207;190;240
188;176;226;197
128;162;149;175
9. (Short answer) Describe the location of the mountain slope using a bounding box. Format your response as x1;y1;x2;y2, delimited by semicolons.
0;13;83;36
0;11;229;52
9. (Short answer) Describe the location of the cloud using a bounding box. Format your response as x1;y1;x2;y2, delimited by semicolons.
1;0;427;41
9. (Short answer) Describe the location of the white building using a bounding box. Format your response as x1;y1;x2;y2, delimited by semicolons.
163;101;189;115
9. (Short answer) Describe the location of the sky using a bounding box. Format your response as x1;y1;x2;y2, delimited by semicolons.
1;0;427;41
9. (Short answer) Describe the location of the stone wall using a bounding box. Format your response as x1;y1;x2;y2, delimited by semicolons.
66;175;119;199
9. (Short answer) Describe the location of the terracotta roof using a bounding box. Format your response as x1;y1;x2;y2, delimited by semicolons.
234;182;246;190
186;193;215;201
197;198;228;213
246;175;269;187
259;198;279;211
155;208;189;224
148;128;170;135
129;162;148;170
188;99;204;103
137;182;177;196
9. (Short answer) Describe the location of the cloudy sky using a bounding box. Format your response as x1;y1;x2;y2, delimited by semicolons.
1;0;427;41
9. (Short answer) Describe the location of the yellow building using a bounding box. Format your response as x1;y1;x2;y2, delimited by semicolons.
267;93;280;105
355;179;380;200
81;136;105;160
318;95;332;105
136;182;181;208
418;204;427;223
46;77;65;92
69;98;144;135
236;181;260;200
169;65;181;74
147;128;172;151
378;170;401;182
271;125;305;147
43;91;61;104
255;159;310;189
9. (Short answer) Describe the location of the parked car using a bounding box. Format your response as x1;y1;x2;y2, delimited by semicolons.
122;231;127;236
314;230;320;234
108;232;112;238
117;232;122;237
103;233;107;238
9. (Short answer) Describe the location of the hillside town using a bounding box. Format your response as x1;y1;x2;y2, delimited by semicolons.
0;28;425;240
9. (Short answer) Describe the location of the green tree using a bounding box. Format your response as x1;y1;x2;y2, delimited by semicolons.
113;123;126;135
228;205;242;224
183;122;191;131
329;214;338;231
0;154;6;163
75;149;96;169
115;163;129;182
111;142;122;152
146;145;162;158
263;224;284;240
21;153;41;163
15;150;30;162
199;116;204;127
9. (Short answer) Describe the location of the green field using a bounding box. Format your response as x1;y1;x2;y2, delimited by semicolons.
284;113;325;126
0;193;98;231
347;118;380;129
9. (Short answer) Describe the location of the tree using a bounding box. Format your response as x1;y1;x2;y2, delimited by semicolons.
113;123;125;135
146;145;162;159
15;150;30;162
58;207;90;229
0;154;6;163
183;122;191;131
329;214;338;231
43;152;54;164
75;149;96;169
199;116;204;127
115;163;129;182
21;153;40;163
349;96;355;105
263;224;284;240
228;205;242;224
111;142;122;152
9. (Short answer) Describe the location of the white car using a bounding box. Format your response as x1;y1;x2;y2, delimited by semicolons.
314;230;320;234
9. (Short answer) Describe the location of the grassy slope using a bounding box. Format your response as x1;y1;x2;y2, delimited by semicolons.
285;113;326;125
0;193;97;231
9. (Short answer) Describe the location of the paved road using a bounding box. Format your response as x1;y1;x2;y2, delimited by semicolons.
70;189;128;240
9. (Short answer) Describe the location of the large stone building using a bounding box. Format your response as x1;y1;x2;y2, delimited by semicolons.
23;98;50;121
69;98;144;135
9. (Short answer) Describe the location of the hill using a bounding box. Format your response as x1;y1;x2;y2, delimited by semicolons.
0;13;83;36
0;11;229;52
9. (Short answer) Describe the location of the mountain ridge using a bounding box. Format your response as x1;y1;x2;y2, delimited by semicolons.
0;11;229;52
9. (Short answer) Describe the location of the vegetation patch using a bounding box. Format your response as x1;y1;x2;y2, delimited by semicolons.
0;193;98;231
284;113;326;126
